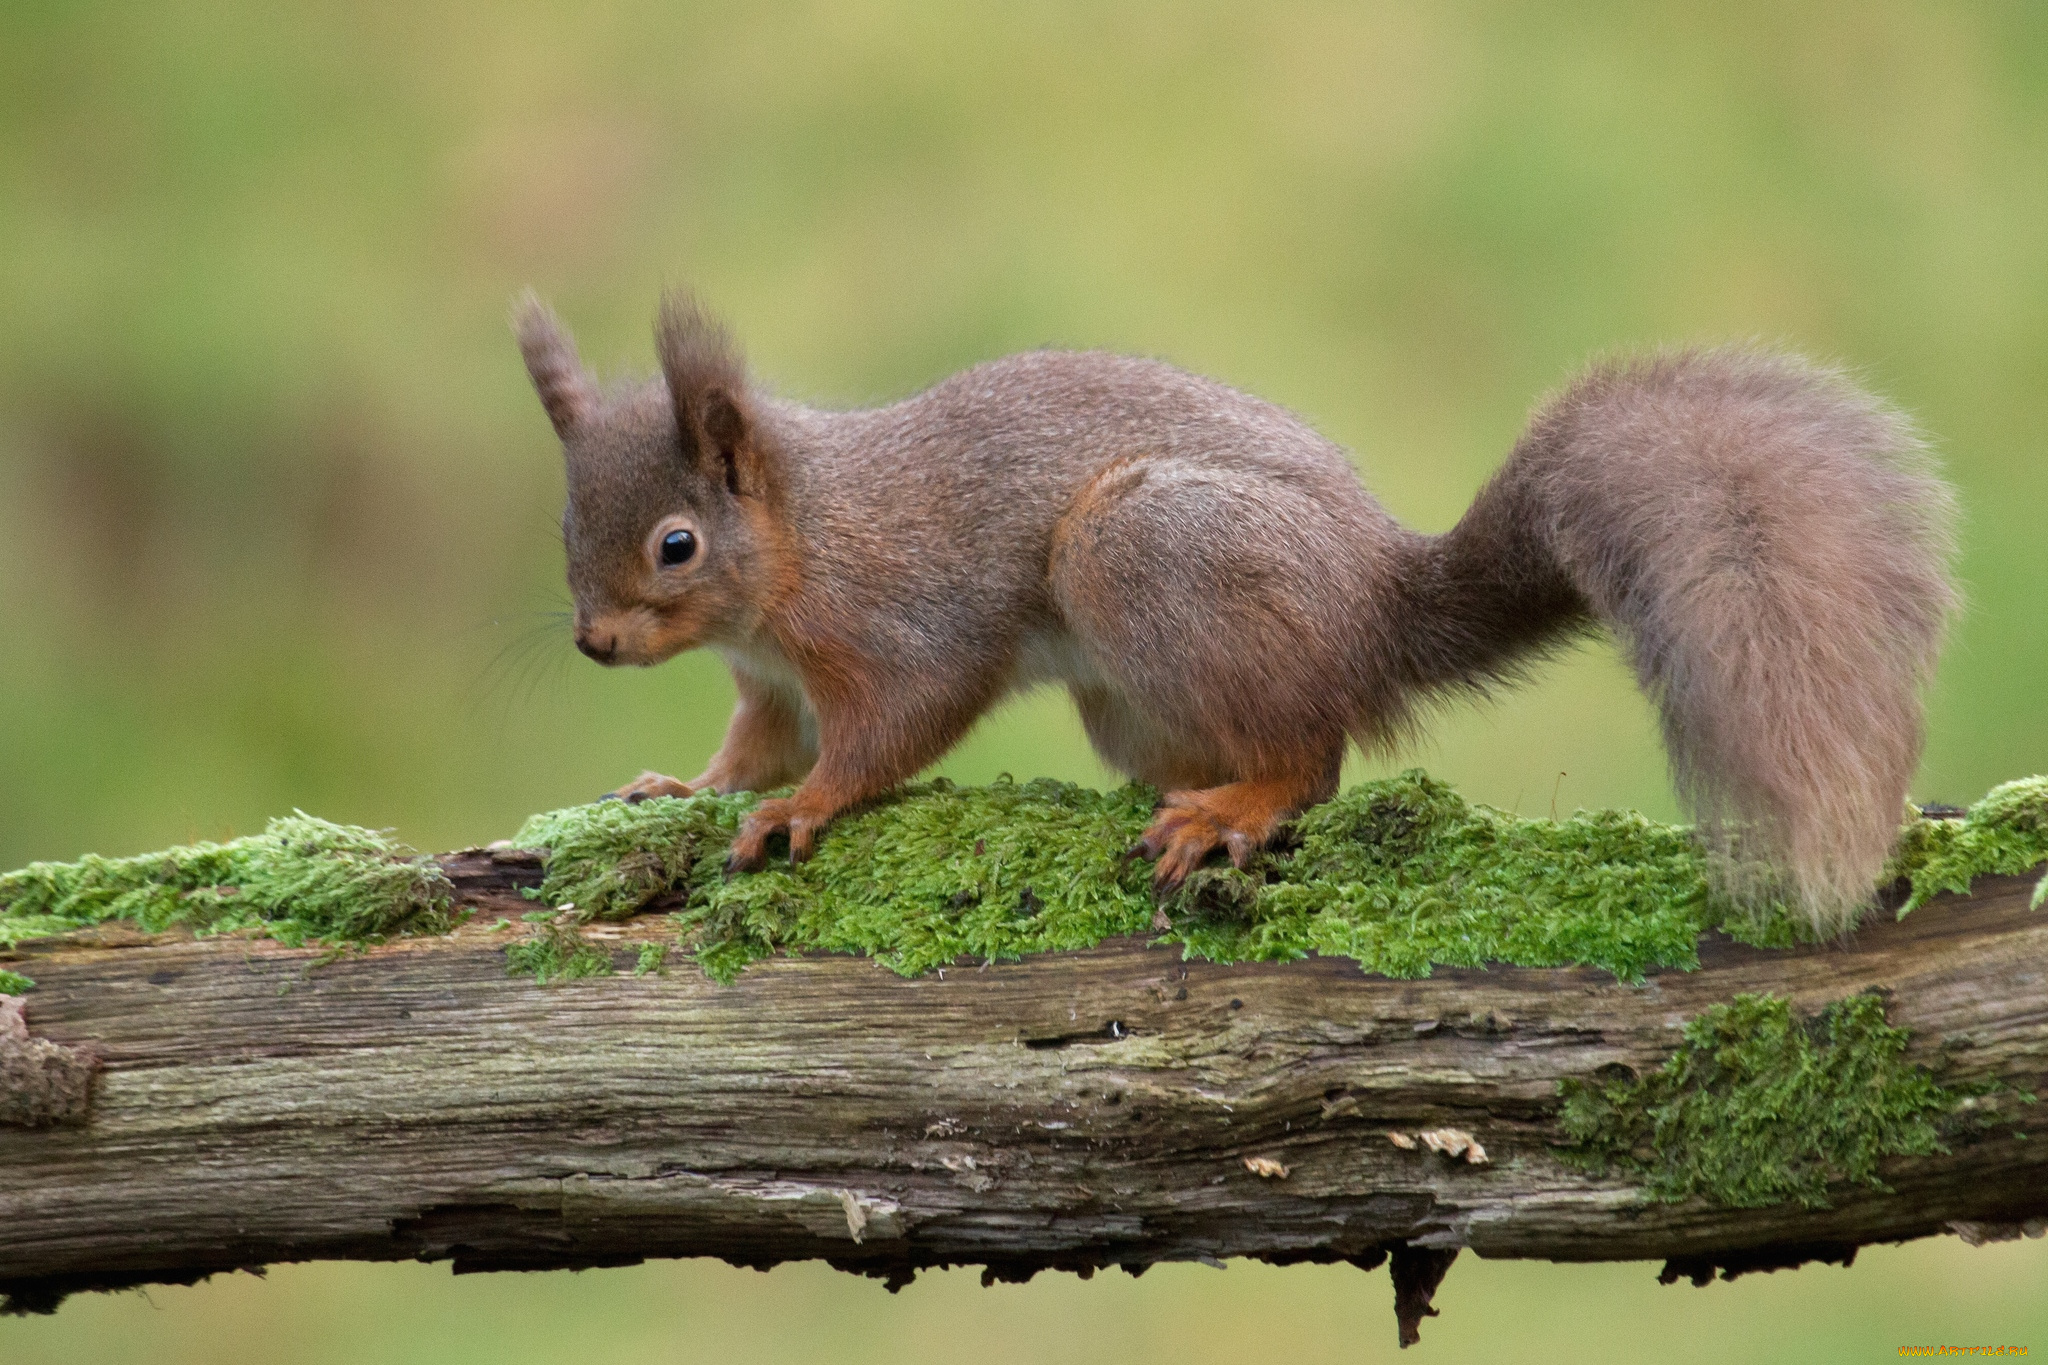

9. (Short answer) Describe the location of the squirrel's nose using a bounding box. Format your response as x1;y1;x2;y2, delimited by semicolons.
575;630;619;664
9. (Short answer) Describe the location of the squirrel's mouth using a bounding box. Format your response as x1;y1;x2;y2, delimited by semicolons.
573;606;704;668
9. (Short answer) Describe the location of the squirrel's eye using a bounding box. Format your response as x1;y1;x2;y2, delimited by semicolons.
659;528;697;566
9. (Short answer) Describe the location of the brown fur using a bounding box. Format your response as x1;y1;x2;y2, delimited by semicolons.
511;292;598;438
1419;351;1956;927
518;293;1955;930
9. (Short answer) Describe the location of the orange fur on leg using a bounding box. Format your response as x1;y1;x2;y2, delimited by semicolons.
724;638;1002;872
1139;774;1330;890
690;671;816;794
609;674;813;805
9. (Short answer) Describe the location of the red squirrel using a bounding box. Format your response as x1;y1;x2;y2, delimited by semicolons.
515;290;1954;933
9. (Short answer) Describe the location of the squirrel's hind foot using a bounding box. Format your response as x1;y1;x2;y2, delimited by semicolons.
1138;780;1309;891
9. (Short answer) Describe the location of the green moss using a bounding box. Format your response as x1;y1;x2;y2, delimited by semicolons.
5;772;2043;992
1171;774;1729;978
0;813;452;953
504;914;615;984
1556;992;2014;1208
505;771;1799;985
658;778;1165;984
0;969;32;995
1887;777;2048;915
632;942;670;976
504;771;2044;983
513;795;752;922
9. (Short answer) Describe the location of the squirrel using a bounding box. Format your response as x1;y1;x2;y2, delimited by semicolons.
515;290;1955;933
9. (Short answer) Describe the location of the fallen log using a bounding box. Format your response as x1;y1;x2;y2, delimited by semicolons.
2;781;2046;1348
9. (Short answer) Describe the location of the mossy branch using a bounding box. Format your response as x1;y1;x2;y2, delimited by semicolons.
1;774;2045;1344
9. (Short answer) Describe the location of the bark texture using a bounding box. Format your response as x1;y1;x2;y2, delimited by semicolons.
3;850;2045;1334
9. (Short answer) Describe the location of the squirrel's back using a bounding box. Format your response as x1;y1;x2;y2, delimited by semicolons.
787;348;1368;504
767;349;1397;660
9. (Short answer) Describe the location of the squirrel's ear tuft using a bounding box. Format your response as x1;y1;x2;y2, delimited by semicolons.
655;290;763;497
513;290;597;439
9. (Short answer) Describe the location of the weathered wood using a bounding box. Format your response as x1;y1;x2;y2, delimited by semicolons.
2;852;2045;1325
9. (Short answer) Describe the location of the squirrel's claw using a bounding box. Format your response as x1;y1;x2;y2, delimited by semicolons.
1136;805;1220;889
1222;829;1256;869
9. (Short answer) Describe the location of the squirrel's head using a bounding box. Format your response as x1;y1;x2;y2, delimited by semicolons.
515;290;788;667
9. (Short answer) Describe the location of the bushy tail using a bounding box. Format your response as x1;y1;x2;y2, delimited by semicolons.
1409;348;1957;932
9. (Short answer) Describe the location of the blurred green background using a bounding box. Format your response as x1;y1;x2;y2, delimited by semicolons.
2;0;2043;1359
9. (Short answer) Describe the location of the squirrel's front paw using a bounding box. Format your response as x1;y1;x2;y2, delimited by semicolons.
726;798;828;873
608;771;696;805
